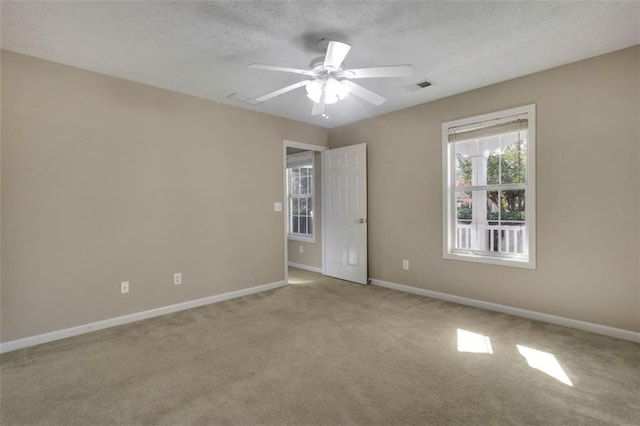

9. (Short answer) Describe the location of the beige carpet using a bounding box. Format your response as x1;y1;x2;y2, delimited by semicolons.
1;267;638;425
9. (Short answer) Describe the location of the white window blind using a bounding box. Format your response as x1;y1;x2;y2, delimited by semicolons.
448;116;529;143
287;151;314;168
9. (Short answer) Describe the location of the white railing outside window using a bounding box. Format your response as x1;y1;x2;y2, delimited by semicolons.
456;222;526;254
456;223;472;250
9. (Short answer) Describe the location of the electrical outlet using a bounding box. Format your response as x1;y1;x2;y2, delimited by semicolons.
120;281;130;294
299;245;304;253
173;272;182;285
402;260;409;270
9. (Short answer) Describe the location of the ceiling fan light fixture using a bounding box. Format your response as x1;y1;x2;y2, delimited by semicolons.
249;40;413;115
305;77;350;105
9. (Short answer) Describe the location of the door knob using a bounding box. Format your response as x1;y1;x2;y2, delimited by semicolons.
356;218;367;224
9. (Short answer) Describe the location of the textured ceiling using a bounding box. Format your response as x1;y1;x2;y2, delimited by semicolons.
2;1;639;128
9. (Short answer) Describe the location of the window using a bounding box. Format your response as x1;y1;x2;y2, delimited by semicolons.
442;104;536;268
287;151;315;241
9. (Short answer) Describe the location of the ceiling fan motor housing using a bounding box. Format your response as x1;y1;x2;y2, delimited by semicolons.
309;56;340;75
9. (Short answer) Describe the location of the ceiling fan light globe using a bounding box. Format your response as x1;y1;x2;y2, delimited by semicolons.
323;78;339;104
324;78;351;104
306;77;351;105
305;79;324;103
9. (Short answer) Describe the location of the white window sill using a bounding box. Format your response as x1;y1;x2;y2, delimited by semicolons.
443;251;535;269
288;235;315;243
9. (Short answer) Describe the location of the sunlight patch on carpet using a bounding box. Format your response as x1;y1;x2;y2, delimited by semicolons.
517;345;573;386
457;329;494;354
287;278;314;284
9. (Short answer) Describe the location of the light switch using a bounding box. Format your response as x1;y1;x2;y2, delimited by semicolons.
274;202;282;212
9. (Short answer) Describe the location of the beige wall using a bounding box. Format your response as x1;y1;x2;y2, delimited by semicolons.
2;46;638;342
287;151;322;269
330;46;640;332
0;51;328;342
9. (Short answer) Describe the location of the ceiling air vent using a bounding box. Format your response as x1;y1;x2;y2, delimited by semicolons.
226;92;260;104
403;79;432;92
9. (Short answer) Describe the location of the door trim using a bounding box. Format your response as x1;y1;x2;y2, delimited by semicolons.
282;140;327;284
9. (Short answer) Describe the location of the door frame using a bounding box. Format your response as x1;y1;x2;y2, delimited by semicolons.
283;139;328;283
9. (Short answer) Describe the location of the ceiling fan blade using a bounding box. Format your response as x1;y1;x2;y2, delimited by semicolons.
311;92;326;116
343;65;414;79
248;64;316;76
323;41;351;70
255;80;311;103
345;81;387;106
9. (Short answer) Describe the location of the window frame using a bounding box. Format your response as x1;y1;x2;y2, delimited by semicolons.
287;151;315;243
442;104;536;269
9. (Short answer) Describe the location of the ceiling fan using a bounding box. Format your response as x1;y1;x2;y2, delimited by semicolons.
248;40;414;118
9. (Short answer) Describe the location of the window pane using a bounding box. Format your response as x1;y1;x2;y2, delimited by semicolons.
500;131;527;184
308;218;313;235
486;190;500;252
292;216;299;234
487;190;500;222
455;153;472;187
292;198;299;215
456;191;473;222
487;145;500;185
500;189;526;254
301;176;310;195
464;135;498;185
500;189;526;223
291;169;300;195
299;217;307;234
455;191;472;250
454;140;474;187
299;198;307;215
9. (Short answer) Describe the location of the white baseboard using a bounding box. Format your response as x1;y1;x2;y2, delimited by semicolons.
0;280;287;354
370;278;640;343
288;261;322;274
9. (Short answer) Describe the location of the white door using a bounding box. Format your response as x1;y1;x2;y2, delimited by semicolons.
323;143;368;284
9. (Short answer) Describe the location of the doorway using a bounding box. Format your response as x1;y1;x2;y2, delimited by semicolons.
283;140;327;284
